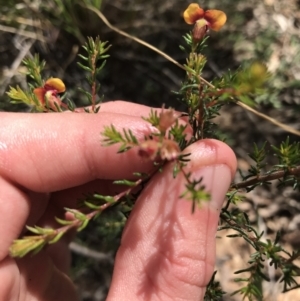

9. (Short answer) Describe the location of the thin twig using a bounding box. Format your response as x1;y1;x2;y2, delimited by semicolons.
231;166;300;190
237;101;300;137
84;4;185;71
0;39;34;96
0;24;45;42
69;242;114;263
0;16;45;29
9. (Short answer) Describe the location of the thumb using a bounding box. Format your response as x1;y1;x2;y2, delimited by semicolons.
107;139;237;301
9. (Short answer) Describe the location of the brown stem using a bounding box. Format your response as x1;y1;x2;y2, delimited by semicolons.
231;166;300;190
91;53;97;111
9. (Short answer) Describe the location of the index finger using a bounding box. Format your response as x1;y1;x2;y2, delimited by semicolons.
0;104;156;192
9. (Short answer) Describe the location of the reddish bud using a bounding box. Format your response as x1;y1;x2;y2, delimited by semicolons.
158;109;178;133
192;22;208;42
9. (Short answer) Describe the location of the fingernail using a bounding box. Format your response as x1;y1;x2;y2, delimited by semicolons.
192;164;232;211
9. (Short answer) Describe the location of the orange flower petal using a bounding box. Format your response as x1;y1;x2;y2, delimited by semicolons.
183;3;205;25
204;10;227;31
45;78;66;93
33;87;46;104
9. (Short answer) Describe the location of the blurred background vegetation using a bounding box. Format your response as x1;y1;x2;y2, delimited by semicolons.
1;0;300;300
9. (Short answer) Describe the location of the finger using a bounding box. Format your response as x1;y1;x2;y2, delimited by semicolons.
100;100;159;116
0;254;78;301
17;252;78;301
108;139;237;301
0;257;19;300
0;110;155;192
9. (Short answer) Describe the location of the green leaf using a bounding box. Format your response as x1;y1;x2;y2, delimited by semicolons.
92;195;115;203
77;62;92;72
55;217;74;225
84;201;101;209
7;86;34;105
77;218;89;231
113;179;137;186
49;231;65;244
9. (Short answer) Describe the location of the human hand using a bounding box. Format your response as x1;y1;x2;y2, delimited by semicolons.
0;101;236;301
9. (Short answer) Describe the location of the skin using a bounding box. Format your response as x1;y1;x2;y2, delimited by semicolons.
0;101;236;301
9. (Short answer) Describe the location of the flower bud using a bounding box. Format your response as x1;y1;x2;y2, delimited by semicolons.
160;139;181;161
192;22;208;42
158;109;178;133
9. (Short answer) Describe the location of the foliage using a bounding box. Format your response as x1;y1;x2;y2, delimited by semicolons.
2;1;300;300
77;36;111;111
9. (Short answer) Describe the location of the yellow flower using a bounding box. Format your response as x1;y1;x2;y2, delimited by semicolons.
183;3;227;31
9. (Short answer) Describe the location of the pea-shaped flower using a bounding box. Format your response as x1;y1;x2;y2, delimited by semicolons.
33;78;65;111
183;3;227;41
